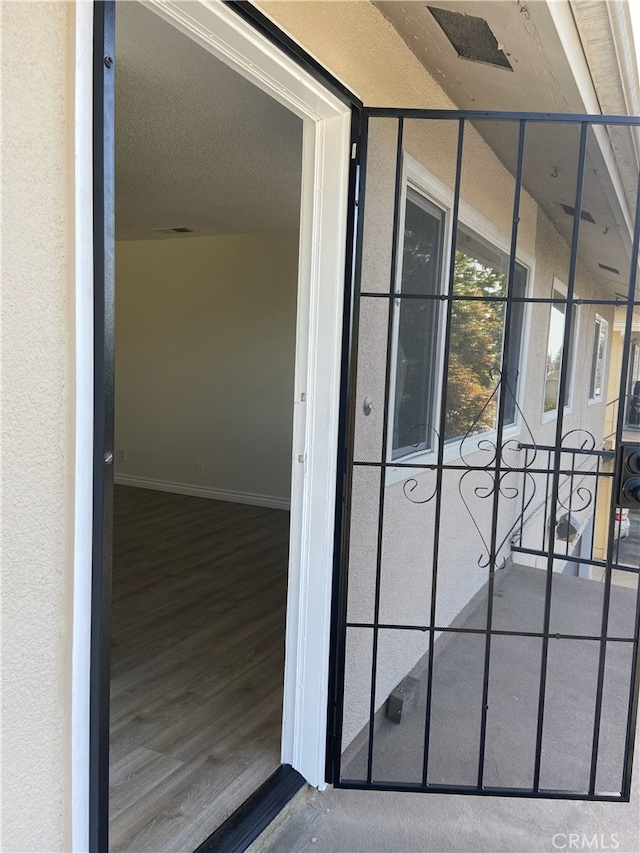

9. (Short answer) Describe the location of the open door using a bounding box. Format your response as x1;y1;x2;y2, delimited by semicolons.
91;2;354;849
330;110;640;800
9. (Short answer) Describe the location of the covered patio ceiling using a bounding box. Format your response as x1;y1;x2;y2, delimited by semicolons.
374;1;640;300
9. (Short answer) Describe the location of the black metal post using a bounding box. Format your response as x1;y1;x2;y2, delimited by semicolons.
90;2;115;851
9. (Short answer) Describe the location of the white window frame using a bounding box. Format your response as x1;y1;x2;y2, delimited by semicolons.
386;161;450;467
387;155;534;482
588;312;609;404
72;2;352;847
541;276;580;423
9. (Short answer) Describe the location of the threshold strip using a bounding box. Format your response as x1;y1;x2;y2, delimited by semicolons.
193;764;306;853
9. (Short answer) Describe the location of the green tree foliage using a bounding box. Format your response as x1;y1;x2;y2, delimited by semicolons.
445;250;506;440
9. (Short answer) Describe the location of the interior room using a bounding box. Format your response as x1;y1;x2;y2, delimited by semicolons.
109;4;303;850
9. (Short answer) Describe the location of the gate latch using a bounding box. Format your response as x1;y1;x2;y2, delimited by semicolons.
616;442;640;508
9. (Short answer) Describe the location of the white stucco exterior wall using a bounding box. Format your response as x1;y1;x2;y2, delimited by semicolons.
0;0;634;842
1;1;75;849
254;2;618;753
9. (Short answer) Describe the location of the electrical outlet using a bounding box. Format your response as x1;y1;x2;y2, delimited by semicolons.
118;448;127;463
196;463;205;478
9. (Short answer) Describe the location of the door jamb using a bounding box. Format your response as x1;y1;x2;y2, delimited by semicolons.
84;1;356;848
138;0;353;788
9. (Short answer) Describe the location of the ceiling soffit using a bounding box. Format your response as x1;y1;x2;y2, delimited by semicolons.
372;1;636;297
374;1;569;113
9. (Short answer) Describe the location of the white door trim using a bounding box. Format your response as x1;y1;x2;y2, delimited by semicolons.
72;2;351;845
72;3;96;851
140;0;351;787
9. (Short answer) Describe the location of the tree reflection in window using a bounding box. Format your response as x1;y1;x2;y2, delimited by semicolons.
446;227;526;441
392;189;444;459
392;203;527;459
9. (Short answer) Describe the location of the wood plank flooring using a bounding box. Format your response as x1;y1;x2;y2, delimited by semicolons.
109;485;289;852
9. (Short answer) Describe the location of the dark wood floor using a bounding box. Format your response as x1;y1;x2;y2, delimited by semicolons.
109;485;289;852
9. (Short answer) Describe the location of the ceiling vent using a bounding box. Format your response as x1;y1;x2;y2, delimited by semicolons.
427;6;512;70
598;262;620;275
560;203;596;225
151;226;195;236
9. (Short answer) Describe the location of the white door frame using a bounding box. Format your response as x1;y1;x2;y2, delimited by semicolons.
72;1;351;848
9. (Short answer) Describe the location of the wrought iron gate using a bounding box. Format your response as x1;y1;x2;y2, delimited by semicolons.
330;111;640;800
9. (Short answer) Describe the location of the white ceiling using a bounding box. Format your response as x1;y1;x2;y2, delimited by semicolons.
115;2;303;240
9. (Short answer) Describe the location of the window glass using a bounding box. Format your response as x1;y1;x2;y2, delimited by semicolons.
445;226;526;441
543;289;577;414
392;189;444;459
589;316;608;400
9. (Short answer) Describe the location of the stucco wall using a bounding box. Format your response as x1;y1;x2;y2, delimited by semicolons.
515;208;614;571
254;1;620;757
114;232;299;504
258;0;456;109
342;214;612;754
335;123;612;750
1;1;74;849
1;0;631;837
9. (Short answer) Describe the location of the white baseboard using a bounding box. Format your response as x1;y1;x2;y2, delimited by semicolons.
114;474;291;511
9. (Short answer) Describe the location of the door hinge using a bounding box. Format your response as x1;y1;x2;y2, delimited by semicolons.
325;703;339;784
351;142;358;160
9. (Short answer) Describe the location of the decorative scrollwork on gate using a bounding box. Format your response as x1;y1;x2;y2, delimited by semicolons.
400;367;542;567
402;473;438;504
456;367;539;568
560;428;597;452
398;374;604;569
555;429;598;514
401;423;439;504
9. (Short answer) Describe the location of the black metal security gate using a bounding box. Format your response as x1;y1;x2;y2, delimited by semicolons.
330;111;640;800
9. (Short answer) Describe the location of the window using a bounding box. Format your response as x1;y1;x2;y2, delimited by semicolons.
543;283;578;416
589;314;608;401
445;226;526;441
626;340;640;427
392;188;445;459
391;183;528;461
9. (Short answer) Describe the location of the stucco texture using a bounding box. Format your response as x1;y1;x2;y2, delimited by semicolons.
332;118;612;748
259;0;456;109
0;0;634;840
2;1;73;850
254;0;620;758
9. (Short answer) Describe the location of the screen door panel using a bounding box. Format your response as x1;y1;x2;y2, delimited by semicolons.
333;111;640;800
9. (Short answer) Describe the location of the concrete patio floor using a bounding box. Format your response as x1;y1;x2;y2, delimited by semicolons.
257;763;640;853
256;563;640;853
342;564;637;793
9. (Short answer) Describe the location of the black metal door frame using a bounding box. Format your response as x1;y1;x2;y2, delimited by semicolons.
92;0;640;836
328;108;640;801
89;2;361;849
91;3;115;850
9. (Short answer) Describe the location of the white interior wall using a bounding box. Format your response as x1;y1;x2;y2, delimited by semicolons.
114;230;300;507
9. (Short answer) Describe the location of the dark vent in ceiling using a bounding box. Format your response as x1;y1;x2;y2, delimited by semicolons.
170;226;194;233
598;262;620;275
560;203;596;224
427;6;512;70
